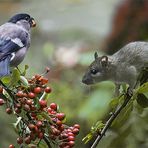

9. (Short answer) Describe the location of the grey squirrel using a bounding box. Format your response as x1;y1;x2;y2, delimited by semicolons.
82;41;148;94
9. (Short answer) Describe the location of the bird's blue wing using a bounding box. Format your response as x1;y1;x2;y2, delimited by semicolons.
0;35;27;61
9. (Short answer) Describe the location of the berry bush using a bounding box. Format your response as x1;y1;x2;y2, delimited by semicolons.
0;67;80;148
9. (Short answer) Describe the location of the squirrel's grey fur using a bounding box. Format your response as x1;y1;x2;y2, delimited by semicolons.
82;41;148;89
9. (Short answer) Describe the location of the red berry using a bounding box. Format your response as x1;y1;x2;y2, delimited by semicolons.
72;128;79;135
74;124;80;129
15;103;22;109
50;103;57;110
28;124;35;130
56;120;62;126
41;78;48;84
45;87;52;93
34;126;39;133
52;128;60;136
68;136;75;141
68;141;75;147
24;136;31;144
59;125;64;132
39;100;47;108
16;91;24;97
14;107;21;114
51;110;56;114
6;108;12;114
30;105;36;111
23;93;27;97
0;98;5;105
31;112;37;118
26;99;33;106
38;132;44;139
56;113;65;120
68;132;74;137
17;137;23;144
47;107;52;113
36;120;42;128
9;144;15;148
24;104;30;111
28;92;36;99
61;133;68;139
34;87;42;94
35;74;41;80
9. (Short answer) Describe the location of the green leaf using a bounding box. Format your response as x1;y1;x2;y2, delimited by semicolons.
112;100;133;128
20;76;29;87
22;65;29;76
91;121;104;133
83;121;104;144
137;82;148;93
10;68;20;86
34;97;40;109
136;103;144;114
1;76;11;84
137;93;148;108
121;84;127;93
82;133;93;144
109;98;119;109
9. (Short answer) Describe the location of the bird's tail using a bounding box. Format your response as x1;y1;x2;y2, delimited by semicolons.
0;57;11;77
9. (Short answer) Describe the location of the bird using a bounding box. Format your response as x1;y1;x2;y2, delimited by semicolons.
0;13;36;77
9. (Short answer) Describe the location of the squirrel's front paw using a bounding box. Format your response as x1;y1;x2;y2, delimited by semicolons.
127;87;133;97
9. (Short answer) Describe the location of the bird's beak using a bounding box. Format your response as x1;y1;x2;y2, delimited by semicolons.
30;18;36;27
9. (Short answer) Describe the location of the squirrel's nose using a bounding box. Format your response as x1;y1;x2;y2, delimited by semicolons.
82;75;90;85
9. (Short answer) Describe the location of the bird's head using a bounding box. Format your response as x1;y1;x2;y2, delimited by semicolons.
8;13;36;28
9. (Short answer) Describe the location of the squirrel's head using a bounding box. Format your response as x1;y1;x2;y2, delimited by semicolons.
82;52;110;85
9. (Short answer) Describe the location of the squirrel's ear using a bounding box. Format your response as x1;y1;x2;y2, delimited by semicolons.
100;56;108;67
94;52;98;60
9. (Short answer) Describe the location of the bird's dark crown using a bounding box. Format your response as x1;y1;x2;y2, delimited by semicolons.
8;13;31;23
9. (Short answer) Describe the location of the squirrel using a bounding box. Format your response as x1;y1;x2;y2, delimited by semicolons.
82;41;148;95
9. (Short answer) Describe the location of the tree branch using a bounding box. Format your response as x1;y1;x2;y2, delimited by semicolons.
91;91;132;148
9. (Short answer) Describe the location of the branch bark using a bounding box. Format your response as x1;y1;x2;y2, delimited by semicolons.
91;91;132;148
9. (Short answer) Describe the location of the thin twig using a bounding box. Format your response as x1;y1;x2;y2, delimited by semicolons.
91;91;132;148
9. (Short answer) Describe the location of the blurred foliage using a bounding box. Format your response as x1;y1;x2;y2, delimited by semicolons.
103;0;148;54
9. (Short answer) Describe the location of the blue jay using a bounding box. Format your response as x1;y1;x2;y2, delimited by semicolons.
0;13;36;77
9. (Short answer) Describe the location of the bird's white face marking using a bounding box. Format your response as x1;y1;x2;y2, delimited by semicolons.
11;38;24;47
10;52;16;61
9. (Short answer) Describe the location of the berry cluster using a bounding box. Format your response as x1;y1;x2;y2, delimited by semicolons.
0;72;80;148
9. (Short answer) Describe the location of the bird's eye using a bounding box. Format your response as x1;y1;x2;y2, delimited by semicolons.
25;17;29;20
91;69;97;75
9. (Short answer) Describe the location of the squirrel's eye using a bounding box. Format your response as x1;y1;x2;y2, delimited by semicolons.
91;69;97;75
